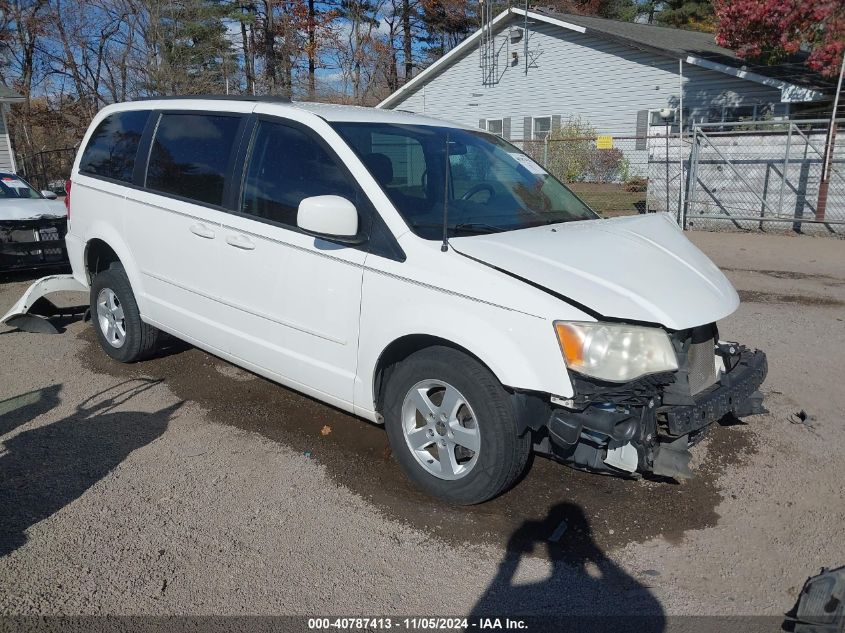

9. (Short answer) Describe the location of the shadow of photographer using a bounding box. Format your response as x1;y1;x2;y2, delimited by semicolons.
468;502;665;633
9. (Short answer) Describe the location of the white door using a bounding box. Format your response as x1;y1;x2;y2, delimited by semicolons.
213;118;367;409
124;110;246;351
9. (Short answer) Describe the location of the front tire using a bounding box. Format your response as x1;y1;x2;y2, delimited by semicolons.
384;346;531;505
90;262;160;362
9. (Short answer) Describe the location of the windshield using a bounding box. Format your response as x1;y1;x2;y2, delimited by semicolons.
331;122;598;238
0;175;42;200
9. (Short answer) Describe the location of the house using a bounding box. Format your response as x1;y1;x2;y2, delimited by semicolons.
377;7;835;141
0;86;23;173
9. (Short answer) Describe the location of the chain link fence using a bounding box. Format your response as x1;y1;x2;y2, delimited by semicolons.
18;147;77;195
515;135;684;218
684;119;844;234
515;119;844;236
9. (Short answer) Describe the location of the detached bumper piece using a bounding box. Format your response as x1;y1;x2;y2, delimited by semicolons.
0;218;69;272
0;274;88;333
534;340;768;481
786;566;845;633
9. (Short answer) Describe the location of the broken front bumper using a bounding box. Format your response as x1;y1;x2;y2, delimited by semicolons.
663;348;768;436
0;218;69;272
536;343;768;480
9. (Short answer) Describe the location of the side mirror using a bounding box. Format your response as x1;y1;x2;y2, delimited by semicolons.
297;195;364;244
41;190;58;200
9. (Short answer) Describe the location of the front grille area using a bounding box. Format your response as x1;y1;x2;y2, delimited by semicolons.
687;336;717;395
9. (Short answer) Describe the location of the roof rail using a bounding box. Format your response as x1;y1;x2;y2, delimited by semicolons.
136;94;292;103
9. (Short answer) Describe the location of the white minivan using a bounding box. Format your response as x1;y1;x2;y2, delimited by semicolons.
10;97;768;503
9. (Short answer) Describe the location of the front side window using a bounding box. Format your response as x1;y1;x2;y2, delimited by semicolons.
79;110;150;182
146;113;242;206
240;120;356;228
333;123;598;240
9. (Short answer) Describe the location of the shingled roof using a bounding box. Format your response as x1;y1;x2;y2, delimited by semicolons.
531;8;834;93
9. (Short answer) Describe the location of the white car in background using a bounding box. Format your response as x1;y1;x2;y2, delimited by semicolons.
2;97;768;504
0;172;69;272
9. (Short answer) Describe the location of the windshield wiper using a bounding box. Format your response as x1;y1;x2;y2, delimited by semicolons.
410;222;506;235
522;216;585;228
452;222;506;234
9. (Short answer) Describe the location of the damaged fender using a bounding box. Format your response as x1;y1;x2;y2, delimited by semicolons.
1;274;88;333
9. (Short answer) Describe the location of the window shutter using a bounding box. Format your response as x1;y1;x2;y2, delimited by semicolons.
503;117;511;140
636;110;648;149
479;118;486;130
523;117;531;141
551;114;561;135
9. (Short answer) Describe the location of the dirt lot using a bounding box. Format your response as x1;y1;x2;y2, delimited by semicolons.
0;230;843;624
568;182;646;217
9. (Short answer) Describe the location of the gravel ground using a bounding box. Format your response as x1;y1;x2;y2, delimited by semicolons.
0;229;843;622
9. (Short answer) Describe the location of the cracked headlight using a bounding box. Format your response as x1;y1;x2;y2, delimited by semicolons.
554;321;678;382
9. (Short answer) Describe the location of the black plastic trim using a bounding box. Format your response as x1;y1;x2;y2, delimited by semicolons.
0;218;69;271
662;347;768;436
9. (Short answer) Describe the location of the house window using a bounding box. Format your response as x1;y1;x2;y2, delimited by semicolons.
704;104;775;130
532;116;552;140
649;108;690;133
486;119;503;137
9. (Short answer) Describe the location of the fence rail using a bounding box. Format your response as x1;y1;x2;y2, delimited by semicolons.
514;118;844;234
683;119;844;232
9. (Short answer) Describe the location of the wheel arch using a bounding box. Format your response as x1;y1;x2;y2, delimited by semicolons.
372;334;502;417
85;238;121;281
79;225;149;317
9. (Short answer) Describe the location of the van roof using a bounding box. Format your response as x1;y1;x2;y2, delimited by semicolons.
110;96;470;129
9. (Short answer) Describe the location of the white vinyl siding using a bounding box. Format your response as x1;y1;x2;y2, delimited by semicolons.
0;108;14;172
392;18;784;139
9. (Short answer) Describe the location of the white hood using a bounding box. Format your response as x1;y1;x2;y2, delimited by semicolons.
450;213;739;330
0;198;67;221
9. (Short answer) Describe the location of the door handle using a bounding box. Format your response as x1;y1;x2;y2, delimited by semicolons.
189;223;215;239
226;234;255;250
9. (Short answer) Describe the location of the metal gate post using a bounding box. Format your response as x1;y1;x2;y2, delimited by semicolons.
682;127;701;229
777;123;793;218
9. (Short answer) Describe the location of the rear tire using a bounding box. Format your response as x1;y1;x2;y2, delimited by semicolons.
384;346;531;505
90;262;160;362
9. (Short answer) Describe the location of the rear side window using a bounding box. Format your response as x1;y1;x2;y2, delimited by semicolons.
240;120;355;228
146;113;242;206
79;110;150;182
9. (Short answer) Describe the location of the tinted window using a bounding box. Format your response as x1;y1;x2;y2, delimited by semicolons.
241;120;355;228
146;113;241;206
79;110;149;182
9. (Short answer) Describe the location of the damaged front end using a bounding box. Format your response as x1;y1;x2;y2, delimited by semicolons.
532;324;768;480
0;217;69;272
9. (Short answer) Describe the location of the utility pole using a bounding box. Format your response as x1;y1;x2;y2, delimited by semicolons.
308;0;316;99
817;52;845;222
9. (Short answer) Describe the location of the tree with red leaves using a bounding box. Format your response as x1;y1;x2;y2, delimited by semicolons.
713;0;845;78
